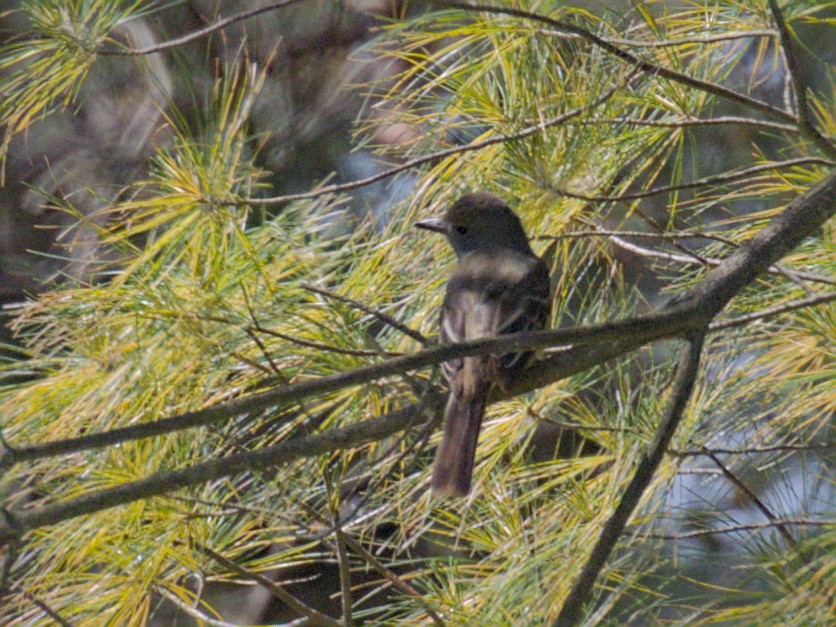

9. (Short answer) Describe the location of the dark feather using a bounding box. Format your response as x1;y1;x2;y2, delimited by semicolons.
432;247;551;496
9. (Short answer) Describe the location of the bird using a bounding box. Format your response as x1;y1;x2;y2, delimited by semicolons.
415;192;551;496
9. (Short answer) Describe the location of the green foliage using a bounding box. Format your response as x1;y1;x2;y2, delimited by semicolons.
0;0;148;159
0;0;833;624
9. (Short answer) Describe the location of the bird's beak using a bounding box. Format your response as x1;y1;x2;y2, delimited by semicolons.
414;217;448;234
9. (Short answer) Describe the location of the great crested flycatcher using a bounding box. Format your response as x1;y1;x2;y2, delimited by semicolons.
416;193;551;496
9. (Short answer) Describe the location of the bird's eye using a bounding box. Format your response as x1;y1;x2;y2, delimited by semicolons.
455;225;468;236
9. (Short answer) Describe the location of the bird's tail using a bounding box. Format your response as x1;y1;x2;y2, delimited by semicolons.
431;358;490;496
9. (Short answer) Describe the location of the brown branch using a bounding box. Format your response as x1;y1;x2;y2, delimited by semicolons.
9;581;73;627
96;0;310;56
302;284;428;345
0;308;689;468
556;332;705;626
609;234;836;287
194;542;341;627
442;2;797;124
152;585;237;627
245;79;626;205
547;157;831;202
670;442;833;457
648;518;834;540
0;322;655;546
568;115;797;132
767;0;836;159
0;170;833;546
710;290;836;330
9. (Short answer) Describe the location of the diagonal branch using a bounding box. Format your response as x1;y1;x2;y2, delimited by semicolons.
244;78;627;205
0;308;688;467
555;332;705;626
194;542;341;627
0;170;833;547
0;323;653;546
96;0;310;56
706;450;809;562
2;171;833;465
766;0;836;159
547;157;832;202
442;2;796;124
648;518;834;540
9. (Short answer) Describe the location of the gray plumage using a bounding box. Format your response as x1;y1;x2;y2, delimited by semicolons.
416;193;551;496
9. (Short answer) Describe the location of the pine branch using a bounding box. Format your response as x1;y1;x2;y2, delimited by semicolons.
766;0;836;159
96;0;310;56
0;165;833;557
648;519;834;540
556;332;705;626
442;2;797;124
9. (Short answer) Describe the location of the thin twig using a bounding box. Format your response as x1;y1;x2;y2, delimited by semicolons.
195;542;341;627
298;502;446;626
608;235;836;287
547;157;831;202
530;409;641;435
648;518;834;540
557;332;705;626
153;584;237;627
10;581;73;627
671;442;833;457
302;284;428;345
710;291;836;330
766;0;836;159
442;2;797;124
244;79;627;205
536;28;777;48
255;325;398;358
539;229;739;247
344;536;444;625
96;0;310;56
566;115;796;132
705;450;809;561
325;476;354;627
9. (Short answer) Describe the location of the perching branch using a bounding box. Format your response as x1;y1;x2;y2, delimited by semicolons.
0;308;689;467
0;170;833;547
556;332;705;626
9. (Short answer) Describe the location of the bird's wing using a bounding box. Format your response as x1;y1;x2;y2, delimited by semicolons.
439;249;551;379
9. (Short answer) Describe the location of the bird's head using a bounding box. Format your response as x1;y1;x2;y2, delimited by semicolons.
415;193;531;257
